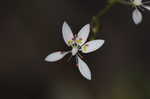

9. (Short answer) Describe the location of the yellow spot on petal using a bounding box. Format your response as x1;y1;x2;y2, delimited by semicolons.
68;40;74;45
76;40;82;44
83;45;88;52
76;38;83;44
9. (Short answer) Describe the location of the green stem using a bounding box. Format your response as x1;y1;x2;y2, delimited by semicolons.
97;3;114;18
90;0;131;40
90;1;114;39
117;0;132;5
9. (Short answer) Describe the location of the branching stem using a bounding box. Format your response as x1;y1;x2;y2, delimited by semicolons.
90;0;131;39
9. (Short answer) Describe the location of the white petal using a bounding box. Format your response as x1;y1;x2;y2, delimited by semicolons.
76;24;90;46
132;9;143;25
77;56;91;80
81;40;105;54
143;5;150;10
62;21;74;46
45;51;69;62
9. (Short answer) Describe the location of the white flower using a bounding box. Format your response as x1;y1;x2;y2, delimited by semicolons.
45;21;105;80
131;0;150;24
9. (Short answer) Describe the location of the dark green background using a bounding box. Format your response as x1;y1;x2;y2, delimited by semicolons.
0;0;150;99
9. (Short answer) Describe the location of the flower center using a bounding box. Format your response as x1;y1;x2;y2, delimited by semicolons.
71;46;78;56
133;0;142;6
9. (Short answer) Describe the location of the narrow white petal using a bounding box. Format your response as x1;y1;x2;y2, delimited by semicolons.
143;5;150;10
81;40;105;54
62;21;74;46
45;51;69;62
76;24;90;46
77;56;91;80
132;9;143;25
143;1;150;4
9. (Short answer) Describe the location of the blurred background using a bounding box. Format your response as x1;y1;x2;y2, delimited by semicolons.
0;0;150;99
